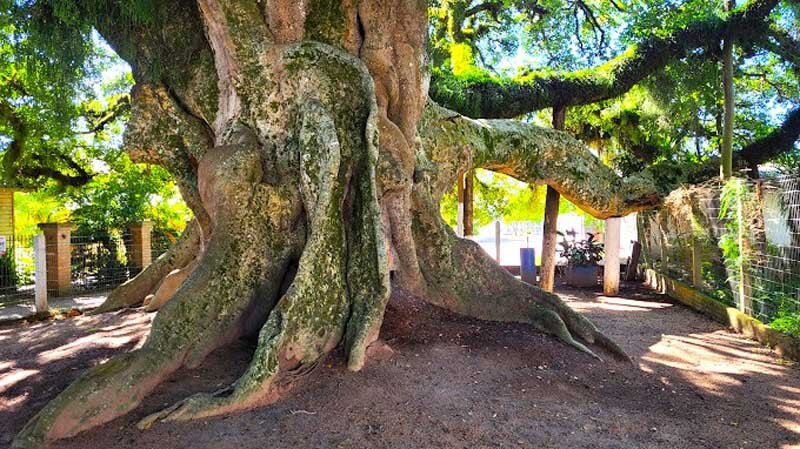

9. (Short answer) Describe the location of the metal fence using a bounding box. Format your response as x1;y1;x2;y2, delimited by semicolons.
69;232;134;295
0;227;175;305
0;235;36;305
639;175;800;333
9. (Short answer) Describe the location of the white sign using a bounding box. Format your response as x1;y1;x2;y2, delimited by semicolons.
0;236;6;256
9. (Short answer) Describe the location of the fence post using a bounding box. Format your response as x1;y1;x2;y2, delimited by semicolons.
37;223;72;297
604;217;621;296
495;220;501;264
736;181;752;314
128;221;153;274
691;236;703;287
34;234;48;312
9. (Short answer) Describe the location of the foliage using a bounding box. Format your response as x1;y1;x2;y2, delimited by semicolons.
13;190;70;236
770;308;800;338
65;151;191;239
717;178;747;288
0;252;17;288
440;169;602;231
558;231;604;267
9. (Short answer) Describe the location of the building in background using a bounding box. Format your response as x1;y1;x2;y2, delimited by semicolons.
0;188;13;256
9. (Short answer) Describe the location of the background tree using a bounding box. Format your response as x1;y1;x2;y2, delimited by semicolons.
4;0;798;448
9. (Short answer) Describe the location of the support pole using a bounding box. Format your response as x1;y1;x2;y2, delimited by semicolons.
691;236;703;287
456;173;465;237
495;220;501;264
626;241;642;281
34;234;47;313
540;106;566;292
604;217;621;296
464;170;474;236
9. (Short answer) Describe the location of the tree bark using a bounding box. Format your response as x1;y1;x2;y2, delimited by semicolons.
14;2;660;447
721;0;736;179
430;0;779;118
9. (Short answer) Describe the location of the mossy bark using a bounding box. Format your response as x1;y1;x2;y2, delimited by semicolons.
15;1;658;447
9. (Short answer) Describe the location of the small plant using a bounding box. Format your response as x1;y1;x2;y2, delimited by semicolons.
558;232;604;267
771;310;800;338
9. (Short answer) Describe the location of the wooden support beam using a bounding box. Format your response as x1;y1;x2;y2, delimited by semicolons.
464;170;474;236
456;173;465;237
540;106;566;292
691;236;703;287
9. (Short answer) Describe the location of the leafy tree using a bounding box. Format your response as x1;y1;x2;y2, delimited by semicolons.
3;1;798;448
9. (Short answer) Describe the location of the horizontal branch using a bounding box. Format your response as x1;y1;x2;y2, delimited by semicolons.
419;101;660;218
737;107;800;166
430;0;780;118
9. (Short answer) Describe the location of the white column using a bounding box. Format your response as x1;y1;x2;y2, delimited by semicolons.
495;220;501;264
456;203;465;237
603;217;621;296
34;234;48;313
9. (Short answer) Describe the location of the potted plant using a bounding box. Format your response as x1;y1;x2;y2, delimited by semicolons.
558;231;604;287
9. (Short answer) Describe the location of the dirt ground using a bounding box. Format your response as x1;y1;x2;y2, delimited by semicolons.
1;282;799;449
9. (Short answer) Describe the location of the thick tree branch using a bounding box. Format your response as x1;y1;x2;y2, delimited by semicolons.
737;107;800;165
430;0;780;118
419;101;660;218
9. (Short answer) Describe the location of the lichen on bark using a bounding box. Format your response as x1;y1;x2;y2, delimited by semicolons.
14;1;660;447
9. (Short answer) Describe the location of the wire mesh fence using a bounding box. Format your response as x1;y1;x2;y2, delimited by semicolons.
639;175;800;335
0;235;36;305
69;232;133;295
151;232;173;263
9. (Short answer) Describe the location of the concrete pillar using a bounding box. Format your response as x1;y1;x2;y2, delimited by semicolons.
495;220;501;263
128;221;153;274
38;223;72;297
34;234;48;312
603;217;621;296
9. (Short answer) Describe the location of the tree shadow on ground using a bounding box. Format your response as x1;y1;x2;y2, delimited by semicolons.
1;282;798;449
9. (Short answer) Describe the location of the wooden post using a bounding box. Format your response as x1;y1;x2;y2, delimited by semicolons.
691;236;703;287
495;220;501;264
34;234;48;313
604;217;621;296
540;106;566;292
464;170;474;236
626;241;641;281
38;223;72;297
128;221;153;275
456;173;465;237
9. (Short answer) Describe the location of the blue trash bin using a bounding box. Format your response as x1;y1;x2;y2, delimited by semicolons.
520;248;536;285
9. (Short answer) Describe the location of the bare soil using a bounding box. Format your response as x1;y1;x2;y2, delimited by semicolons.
1;283;798;449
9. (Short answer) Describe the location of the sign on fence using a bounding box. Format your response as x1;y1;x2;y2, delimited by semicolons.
0;235;6;256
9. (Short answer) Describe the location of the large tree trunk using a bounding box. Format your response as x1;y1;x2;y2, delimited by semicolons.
13;1;659;447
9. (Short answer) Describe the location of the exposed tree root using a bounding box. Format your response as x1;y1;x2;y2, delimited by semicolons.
143;259;198;312
12;142;303;449
91;220;202;314
410;185;630;362
139;93;389;426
